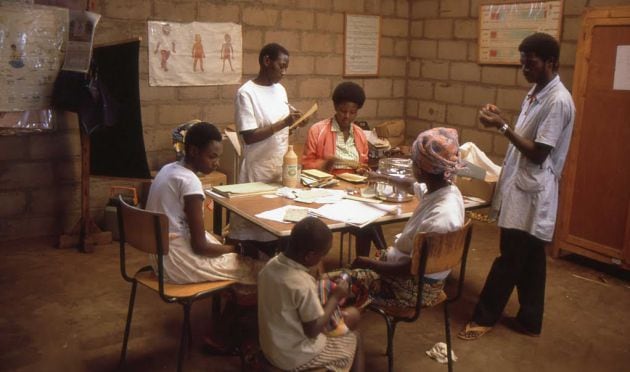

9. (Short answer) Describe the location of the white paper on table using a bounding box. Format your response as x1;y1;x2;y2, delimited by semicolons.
613;45;630;91
255;205;312;224
311;199;398;228
276;187;346;204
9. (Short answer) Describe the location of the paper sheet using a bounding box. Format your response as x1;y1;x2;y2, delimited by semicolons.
311;199;398;227
255;205;312;224
613;45;630;91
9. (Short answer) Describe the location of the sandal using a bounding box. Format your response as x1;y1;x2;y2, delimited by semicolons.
457;322;492;341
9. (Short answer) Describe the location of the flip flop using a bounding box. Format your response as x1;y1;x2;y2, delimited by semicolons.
457;322;492;341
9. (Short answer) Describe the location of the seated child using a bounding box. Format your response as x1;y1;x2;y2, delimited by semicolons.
258;217;364;372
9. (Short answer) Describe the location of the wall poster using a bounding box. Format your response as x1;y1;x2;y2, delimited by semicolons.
478;1;563;65
148;21;242;86
344;14;380;77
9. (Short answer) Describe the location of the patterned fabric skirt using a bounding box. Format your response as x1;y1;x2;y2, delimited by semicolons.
292;331;357;372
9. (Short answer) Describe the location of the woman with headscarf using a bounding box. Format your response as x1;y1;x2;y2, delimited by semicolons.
326;127;465;308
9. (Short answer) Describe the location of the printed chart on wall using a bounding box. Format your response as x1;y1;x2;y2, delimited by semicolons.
478;0;563;65
148;21;242;86
0;3;68;111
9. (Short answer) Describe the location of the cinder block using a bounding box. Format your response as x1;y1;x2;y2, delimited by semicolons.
447;105;478;127
0;163;54;190
315;56;343;75
29;133;80;160
316;12;344;33
438;40;468;60
360;99;378;118
411;20;423;38
412;1;439;19
140;82;177;101
377;99;405;117
299;78;331;98
281;10;315;30
454;20;478;39
333;1;364;13
198;3;240;22
380;58;407;77
422;60;449;80
393;79;406;98
53;160;81;184
296;0;332;10
406;119;432;137
243;8;279;27
435;83;464;104
31;186;80;217
178;86;220;101
395;0;409;18
0;136;29;161
381;38;395;56
481;66;516;85
406;99;419;116
288;55;315;75
496;88;528;111
382;18;409;37
302;33;335;53
559;67;574;91
372;0;395;15
243;30;264;50
461;128;493;153
394;40;408;57
468;42;478;62
418;101;446;122
425;19;453;39
563;17;581;41
364;79;393;98
440;0;470;17
408;60;421;77
220;85;240;100
450;62;480;82
154;0;196;22
104;0;150;20
0;191;26;218
464;85;496;106
158;105;202;125
410;39;437;59
205;103;236;125
243;52;260;74
408;80;434;99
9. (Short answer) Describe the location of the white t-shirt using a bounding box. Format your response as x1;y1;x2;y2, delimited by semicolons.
491;75;575;242
387;183;465;279
235;79;290;183
258;253;326;370
231;79;290;241
146;162;263;284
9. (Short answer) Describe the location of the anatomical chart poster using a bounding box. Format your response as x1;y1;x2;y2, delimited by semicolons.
148;21;242;86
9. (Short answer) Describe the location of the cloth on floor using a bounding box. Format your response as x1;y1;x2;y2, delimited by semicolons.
425;342;458;364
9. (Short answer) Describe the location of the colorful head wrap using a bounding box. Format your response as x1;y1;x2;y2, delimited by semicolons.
411;127;461;181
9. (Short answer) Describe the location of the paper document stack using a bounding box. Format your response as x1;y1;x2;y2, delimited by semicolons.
211;182;279;198
311;199;398;228
301;169;338;188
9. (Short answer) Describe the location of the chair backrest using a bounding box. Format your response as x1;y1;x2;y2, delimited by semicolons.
117;196;169;256
410;219;473;277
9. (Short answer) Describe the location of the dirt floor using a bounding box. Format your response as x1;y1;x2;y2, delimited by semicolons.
1;220;629;372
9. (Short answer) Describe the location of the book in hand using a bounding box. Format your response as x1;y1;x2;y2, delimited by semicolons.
211;182;279;198
288;102;318;130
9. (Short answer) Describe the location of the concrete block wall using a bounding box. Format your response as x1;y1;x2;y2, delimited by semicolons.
1;0;628;241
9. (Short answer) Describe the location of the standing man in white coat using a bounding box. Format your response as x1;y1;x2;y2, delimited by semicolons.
228;43;303;252
458;33;575;340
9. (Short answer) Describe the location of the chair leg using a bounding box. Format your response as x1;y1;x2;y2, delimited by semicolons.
119;281;138;368
178;303;191;372
385;317;397;372
444;302;454;372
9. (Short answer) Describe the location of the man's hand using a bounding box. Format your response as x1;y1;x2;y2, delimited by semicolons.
479;103;505;129
331;278;350;299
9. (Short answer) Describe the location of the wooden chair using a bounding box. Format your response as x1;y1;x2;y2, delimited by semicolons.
116;196;236;372
368;219;473;372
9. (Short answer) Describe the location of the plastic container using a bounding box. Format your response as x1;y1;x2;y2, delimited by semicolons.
282;145;299;188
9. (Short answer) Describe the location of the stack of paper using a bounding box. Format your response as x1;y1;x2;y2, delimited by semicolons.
212;182;279;198
311;199;398;228
301;169;338;188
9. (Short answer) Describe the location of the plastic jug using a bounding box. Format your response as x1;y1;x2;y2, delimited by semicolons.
282;145;299;188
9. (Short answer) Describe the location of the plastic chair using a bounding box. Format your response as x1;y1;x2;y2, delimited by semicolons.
116;196;236;372
368;219;473;372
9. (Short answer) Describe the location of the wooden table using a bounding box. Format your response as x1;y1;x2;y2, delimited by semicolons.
206;181;489;238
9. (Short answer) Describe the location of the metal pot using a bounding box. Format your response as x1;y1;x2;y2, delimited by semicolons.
375;158;414;202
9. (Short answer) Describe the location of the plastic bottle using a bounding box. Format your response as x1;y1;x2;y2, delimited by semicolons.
282;145;299;187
